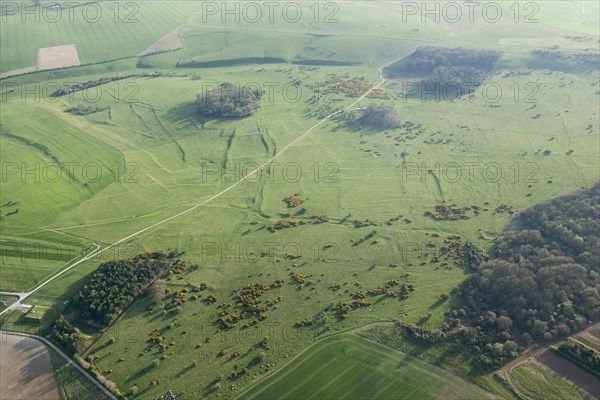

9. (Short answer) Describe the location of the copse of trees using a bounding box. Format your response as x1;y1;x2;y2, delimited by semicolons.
51;315;90;354
355;104;400;130
399;46;501;98
52;72;166;97
73;250;184;325
450;182;599;368
196;83;262;118
407;46;501;73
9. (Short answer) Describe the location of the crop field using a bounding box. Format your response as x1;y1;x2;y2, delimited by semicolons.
0;0;598;399
48;346;111;400
574;326;600;352
238;334;494;400
536;350;600;398
0;1;195;73
38;44;81;70
0;240;84;291
510;361;589;400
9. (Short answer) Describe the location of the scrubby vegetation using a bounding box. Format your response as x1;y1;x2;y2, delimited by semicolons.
531;49;600;71
65;104;103;115
51;315;91;355
216;282;283;330
308;73;389;99
196;83;262;118
283;194;304;208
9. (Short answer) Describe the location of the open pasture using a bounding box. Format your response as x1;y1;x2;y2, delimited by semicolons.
0;1;597;399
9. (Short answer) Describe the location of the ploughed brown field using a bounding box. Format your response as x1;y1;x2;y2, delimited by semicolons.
573;325;600;352
0;333;61;400
536;349;600;399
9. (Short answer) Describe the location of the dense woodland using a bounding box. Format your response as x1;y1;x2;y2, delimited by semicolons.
445;183;600;367
401;46;501;97
419;66;490;95
73;250;184;325
196;83;262;118
406;46;501;73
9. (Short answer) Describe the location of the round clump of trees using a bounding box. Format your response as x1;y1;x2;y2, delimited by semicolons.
355;104;400;130
197;83;262;118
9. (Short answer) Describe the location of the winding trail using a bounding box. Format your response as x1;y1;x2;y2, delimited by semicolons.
0;59;395;317
0;58;398;399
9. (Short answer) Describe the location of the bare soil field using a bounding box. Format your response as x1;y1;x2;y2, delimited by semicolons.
574;325;600;352
0;333;61;400
536;349;600;399
37;44;80;70
140;27;183;55
574;334;600;352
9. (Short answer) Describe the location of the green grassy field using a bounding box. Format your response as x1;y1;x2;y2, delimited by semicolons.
357;322;519;399
238;334;494;400
0;0;598;399
511;361;588;400
0;241;85;291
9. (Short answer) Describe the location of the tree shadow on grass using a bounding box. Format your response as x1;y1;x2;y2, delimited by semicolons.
429;298;446;310
163;101;212;129
125;363;155;383
175;362;197;378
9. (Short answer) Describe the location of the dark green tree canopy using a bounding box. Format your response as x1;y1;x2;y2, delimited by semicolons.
197;83;262;118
